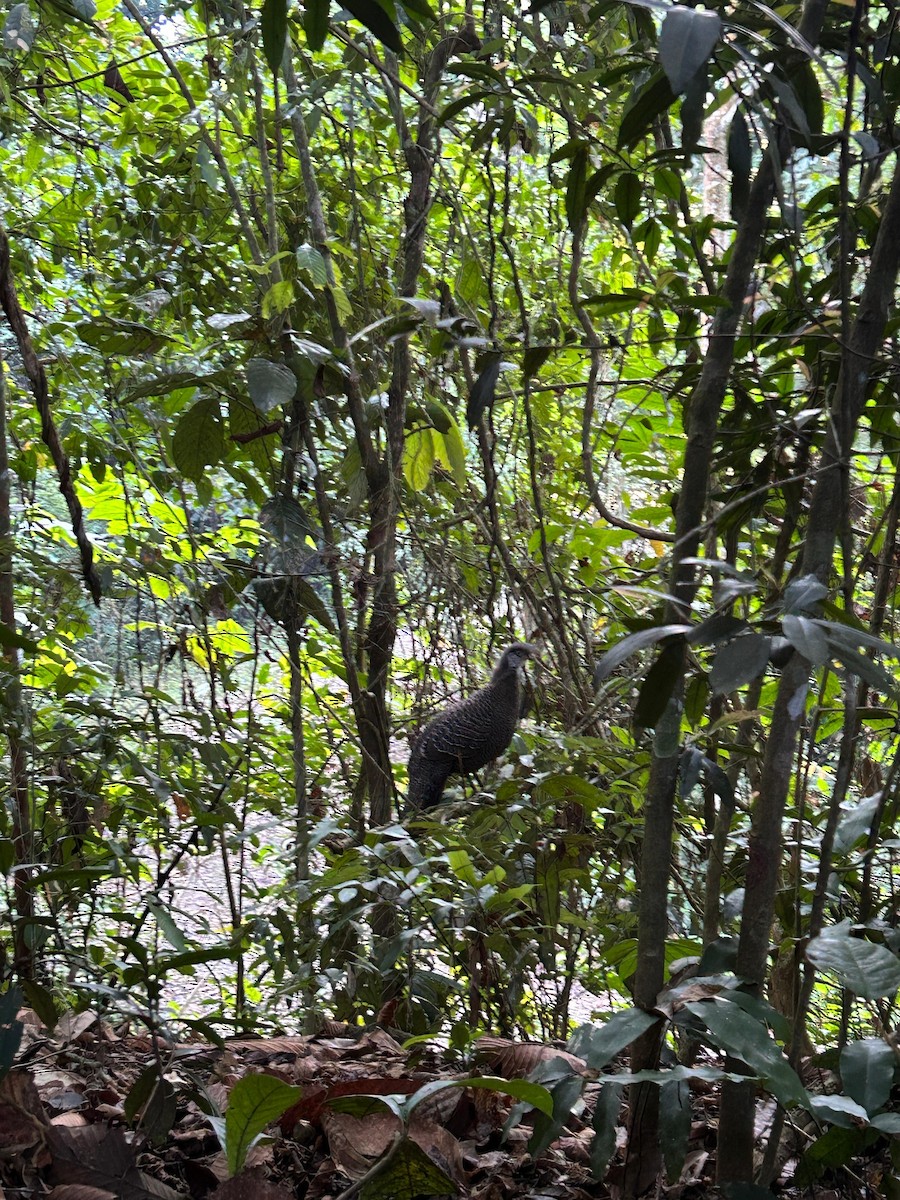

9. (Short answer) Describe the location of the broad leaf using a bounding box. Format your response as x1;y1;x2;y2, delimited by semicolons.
565;144;590;231
634;642;683;727
727;108;751;220
685;997;806;1107
222;1074;302;1177
782;614;828;665
404;427;435;491
568;1008;661;1071
247;358;297;415
593;624;692;683
840;1038;895;1114
708;634;770;694
618;71;677;150
783;574;828;615
466;352;503;427
614;171;641;228
304;0;330;49
342;0;402;52
0;622;38;652
806;921;900;1000
659;6;721;95
261;0;288;74
171;397;225;482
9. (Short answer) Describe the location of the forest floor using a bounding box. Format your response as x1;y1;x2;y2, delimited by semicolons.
0;1004;872;1200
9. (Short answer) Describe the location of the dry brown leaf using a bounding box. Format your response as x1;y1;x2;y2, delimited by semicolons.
47;1124;183;1200
54;1012;99;1045
46;1185;117;1200
224;1038;310;1058
409;1122;467;1186
212;1166;294;1200
0;1069;50;1159
321;1108;398;1180
474;1037;587;1077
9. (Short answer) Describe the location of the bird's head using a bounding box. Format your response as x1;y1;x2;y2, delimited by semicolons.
494;642;539;677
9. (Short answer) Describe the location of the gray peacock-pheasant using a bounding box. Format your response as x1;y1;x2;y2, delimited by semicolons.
405;643;538;812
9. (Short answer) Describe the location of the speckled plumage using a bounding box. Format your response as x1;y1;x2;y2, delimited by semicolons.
406;643;537;812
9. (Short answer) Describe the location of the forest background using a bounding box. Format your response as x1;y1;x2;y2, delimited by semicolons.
4;0;900;1189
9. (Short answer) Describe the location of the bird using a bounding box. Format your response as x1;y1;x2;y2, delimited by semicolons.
405;642;538;813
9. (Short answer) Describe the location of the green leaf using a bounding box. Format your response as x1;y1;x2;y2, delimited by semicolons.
404;427;435;491
618;71;677;151
341;0;402;52
304;0;330;49
568;1008;661;1071
358;1138;453;1198
172;397;225;482
438;422;467;486
523;345;553;379
781;614;828;665
594;624;692;684
659;6;720;95
791;59;824;136
614;171;641;229
685;997;806;1107
806;921;900;1000
590;1082;622;1180
659;1078;690;1182
527;1065;585;1158
399;0;435;24
783;574;828;615
261;0;288;74
466;352;503;428
146;900;187;952
246;358;297;415
680;67;706;155
262;279;294;318
708;634;770;694
224;1075;301;1176
21;981;56;1030
295;243;329;285
533;774;606;814
634;642;683;727
229;394;279;472
457;259;483;305
727;109;751;221
122;369;231;402
439;88;492;124
0;622;38;652
840;1038;895;1114
834;793;880;855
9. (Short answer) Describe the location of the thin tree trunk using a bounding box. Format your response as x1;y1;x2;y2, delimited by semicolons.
623;0;832;1185
717;148;900;1182
0;353;33;979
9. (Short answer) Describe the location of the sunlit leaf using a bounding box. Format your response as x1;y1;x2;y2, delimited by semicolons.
404;427;435;490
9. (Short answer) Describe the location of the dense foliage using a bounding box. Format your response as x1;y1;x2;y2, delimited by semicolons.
4;0;900;1187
